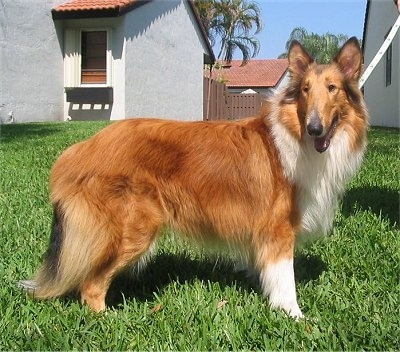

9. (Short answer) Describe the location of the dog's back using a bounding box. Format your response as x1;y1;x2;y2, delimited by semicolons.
52;117;293;240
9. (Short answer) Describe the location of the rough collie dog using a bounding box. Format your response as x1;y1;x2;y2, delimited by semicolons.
21;38;368;318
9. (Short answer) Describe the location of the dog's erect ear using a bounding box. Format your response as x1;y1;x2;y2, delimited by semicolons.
288;40;314;78
334;37;362;80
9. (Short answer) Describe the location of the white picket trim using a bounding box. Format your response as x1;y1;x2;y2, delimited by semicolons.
359;14;400;88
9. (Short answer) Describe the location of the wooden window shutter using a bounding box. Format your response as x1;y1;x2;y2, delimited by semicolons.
81;31;107;84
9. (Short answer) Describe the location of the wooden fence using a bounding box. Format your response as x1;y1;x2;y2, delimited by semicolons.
203;77;263;121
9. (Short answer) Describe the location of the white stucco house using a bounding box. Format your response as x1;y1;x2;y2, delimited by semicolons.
362;0;399;127
0;0;214;123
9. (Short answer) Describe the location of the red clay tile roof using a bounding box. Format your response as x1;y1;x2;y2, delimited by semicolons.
51;0;150;18
53;0;139;12
211;59;288;88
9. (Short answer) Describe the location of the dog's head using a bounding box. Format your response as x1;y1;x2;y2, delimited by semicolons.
283;37;365;153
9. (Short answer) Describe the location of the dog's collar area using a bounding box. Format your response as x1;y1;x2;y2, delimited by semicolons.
314;116;339;153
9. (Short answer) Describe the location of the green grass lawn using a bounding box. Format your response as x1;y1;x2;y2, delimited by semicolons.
0;122;399;350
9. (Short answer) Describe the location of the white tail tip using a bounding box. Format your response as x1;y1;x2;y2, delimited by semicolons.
17;280;38;293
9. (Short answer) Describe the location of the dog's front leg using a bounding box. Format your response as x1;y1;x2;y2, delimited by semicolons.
259;258;304;319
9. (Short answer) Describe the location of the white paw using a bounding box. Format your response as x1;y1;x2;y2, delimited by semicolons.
286;304;304;320
270;298;304;320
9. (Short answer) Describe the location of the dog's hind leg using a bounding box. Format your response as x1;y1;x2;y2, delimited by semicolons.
80;201;164;312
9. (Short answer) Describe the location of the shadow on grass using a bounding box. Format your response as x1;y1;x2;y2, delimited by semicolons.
294;254;327;283
0;123;63;143
105;252;326;309
342;186;399;227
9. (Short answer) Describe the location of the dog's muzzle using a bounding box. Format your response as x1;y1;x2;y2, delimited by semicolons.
306;113;339;153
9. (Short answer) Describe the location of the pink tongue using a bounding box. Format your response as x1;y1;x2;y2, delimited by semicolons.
313;117;338;153
314;136;329;153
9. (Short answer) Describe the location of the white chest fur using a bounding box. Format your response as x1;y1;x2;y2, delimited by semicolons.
270;117;365;236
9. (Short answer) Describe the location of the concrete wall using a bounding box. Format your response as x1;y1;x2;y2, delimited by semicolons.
363;1;399;127
124;0;205;121
0;0;65;123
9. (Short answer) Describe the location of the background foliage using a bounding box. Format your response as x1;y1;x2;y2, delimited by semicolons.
278;27;351;63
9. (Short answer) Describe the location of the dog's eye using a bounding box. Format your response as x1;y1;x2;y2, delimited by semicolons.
302;86;309;94
328;84;336;92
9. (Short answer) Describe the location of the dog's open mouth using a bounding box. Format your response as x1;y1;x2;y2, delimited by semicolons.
314;116;339;153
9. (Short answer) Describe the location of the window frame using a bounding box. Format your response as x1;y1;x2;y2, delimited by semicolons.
64;28;112;88
384;28;392;87
80;30;108;85
385;43;392;87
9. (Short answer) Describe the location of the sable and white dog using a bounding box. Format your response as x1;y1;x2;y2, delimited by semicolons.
21;38;368;318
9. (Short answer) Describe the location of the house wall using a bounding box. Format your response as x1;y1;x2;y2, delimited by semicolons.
0;0;65;123
276;71;291;92
124;0;205;121
363;2;399;127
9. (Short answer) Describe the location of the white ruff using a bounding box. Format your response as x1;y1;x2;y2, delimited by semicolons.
269;112;365;236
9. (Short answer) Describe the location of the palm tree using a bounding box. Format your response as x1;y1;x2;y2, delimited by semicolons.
278;27;349;64
194;0;218;47
195;0;263;66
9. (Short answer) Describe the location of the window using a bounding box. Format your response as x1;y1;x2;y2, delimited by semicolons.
81;31;107;84
385;43;392;87
64;28;111;87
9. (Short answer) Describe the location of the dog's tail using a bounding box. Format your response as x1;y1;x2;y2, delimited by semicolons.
19;199;105;299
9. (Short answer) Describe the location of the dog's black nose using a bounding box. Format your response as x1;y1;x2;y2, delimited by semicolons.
307;113;323;136
307;122;323;136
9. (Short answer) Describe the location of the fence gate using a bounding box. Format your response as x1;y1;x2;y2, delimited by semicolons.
203;77;263;121
226;93;263;120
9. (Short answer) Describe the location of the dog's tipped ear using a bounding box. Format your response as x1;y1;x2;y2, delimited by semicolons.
334;37;362;80
288;40;314;78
